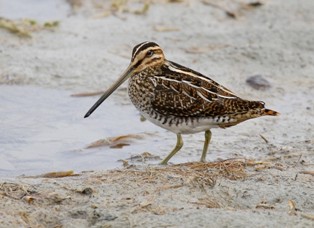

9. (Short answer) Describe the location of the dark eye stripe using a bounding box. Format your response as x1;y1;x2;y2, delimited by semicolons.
133;59;143;69
133;55;163;69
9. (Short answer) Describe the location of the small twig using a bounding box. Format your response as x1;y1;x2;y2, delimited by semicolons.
260;134;269;144
301;213;314;220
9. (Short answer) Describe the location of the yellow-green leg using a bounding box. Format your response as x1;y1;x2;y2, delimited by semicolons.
200;130;212;162
160;133;183;165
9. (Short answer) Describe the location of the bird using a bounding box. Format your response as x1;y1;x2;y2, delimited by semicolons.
84;41;279;165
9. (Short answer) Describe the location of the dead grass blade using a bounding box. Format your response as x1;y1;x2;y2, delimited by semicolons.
202;0;264;19
256;201;275;209
40;170;79;178
153;25;180;32
299;170;314;176
201;0;237;19
86;134;145;149
301;213;314;221
243;1;263;9
193;197;221;208
70;91;105;97
259;134;269;143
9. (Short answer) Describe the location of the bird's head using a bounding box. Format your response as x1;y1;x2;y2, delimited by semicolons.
130;41;165;73
84;41;164;118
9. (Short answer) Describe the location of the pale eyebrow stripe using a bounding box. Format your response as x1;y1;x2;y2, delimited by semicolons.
132;42;150;58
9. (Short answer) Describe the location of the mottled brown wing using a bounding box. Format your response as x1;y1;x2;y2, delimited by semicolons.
151;62;264;118
151;81;213;117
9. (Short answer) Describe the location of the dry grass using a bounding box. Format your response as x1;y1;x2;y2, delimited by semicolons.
0;182;36;200
0;158;277;203
0;18;59;38
0;158;307;226
93;158;268;191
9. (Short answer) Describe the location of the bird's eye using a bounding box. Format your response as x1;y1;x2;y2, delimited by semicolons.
146;50;154;57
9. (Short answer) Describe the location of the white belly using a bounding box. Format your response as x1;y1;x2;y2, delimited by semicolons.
141;112;223;134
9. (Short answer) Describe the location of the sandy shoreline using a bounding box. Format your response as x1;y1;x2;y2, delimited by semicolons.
1;159;313;227
1;0;313;227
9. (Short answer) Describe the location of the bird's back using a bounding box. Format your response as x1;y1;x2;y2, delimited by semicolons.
128;58;278;134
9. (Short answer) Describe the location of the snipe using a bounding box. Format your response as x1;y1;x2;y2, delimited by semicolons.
84;41;279;165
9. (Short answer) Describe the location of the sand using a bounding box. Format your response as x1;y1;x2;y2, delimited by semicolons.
0;0;313;227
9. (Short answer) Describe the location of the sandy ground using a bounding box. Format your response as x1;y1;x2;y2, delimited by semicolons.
0;0;314;227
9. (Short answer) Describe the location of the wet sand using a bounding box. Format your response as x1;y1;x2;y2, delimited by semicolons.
0;0;313;227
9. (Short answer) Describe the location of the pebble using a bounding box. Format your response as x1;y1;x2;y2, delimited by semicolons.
246;75;271;90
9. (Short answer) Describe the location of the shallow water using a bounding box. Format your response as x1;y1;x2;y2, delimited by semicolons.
1;85;230;177
0;85;151;176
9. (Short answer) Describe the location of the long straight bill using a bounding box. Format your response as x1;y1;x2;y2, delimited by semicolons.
84;65;133;118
